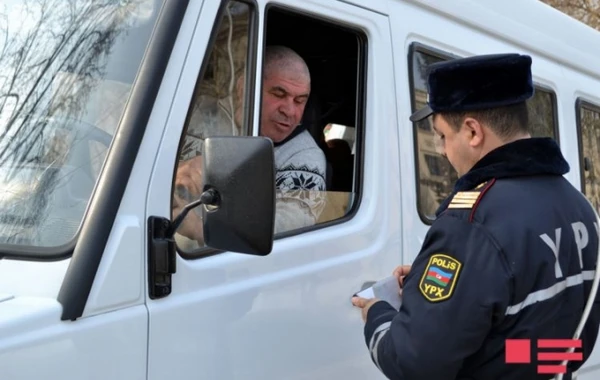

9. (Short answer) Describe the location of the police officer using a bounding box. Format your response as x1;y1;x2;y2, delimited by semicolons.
351;53;600;379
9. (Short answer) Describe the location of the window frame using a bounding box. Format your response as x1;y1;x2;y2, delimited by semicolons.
262;3;368;241
575;97;600;198
179;0;260;142
177;2;369;259
407;42;460;225
528;83;560;144
408;42;561;225
175;0;259;260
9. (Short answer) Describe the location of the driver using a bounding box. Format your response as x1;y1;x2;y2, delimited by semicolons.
173;45;327;248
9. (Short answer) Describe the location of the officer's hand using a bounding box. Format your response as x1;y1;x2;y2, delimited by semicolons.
173;155;204;242
393;265;411;289
351;296;380;322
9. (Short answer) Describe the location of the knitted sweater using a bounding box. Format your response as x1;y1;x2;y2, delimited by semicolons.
272;127;327;233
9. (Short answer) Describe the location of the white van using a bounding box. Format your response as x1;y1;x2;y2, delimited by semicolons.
1;0;600;379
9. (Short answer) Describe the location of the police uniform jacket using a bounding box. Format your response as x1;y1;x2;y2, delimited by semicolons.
363;137;600;380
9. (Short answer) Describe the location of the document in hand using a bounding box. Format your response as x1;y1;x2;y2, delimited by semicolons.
354;275;402;310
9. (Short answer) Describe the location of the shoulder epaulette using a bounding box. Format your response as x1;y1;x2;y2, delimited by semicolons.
447;179;496;216
448;190;481;209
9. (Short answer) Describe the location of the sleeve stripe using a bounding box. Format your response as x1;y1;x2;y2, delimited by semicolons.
369;321;392;373
505;271;594;315
368;321;392;351
371;329;390;372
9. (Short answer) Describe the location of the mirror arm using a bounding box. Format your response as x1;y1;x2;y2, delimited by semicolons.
147;188;219;300
167;188;219;238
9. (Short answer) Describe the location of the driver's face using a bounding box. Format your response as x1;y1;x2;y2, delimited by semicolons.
259;68;310;143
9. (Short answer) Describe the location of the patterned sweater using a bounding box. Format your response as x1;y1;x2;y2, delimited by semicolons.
272;127;327;233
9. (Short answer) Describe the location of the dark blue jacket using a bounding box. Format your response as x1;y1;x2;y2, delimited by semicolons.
364;138;600;380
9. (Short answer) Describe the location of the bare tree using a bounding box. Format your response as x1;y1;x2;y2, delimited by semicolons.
0;0;140;169
541;0;600;30
580;106;600;211
540;0;600;210
0;0;149;244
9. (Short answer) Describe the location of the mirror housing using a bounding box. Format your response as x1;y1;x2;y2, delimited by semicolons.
201;136;276;255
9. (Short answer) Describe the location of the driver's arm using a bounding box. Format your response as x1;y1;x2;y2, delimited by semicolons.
172;155;205;245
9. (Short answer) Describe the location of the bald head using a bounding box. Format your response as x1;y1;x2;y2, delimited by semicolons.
233;46;311;142
258;46;311;142
233;46;310;109
263;45;311;83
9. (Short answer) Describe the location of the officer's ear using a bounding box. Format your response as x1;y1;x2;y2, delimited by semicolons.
463;117;484;147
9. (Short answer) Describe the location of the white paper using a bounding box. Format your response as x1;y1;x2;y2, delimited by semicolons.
356;275;402;310
356;287;375;299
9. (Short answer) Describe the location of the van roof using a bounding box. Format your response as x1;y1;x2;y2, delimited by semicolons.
426;0;600;78
342;0;600;79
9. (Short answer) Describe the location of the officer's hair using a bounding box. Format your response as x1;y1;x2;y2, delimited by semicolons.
439;101;529;139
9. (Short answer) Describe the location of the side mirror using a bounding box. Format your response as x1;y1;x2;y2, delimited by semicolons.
201;136;276;255
168;136;275;255
149;136;274;299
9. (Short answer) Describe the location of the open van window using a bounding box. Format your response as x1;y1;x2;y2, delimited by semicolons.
0;0;163;251
172;3;367;257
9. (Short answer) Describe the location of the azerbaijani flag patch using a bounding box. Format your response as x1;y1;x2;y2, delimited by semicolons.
419;253;462;302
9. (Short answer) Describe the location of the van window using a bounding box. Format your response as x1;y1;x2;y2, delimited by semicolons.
172;0;254;253
409;46;458;220
528;87;559;142
172;2;366;255
409;44;559;222
577;100;600;211
0;0;163;249
260;7;366;239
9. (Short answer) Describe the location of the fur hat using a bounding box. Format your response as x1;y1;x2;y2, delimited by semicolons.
410;53;534;122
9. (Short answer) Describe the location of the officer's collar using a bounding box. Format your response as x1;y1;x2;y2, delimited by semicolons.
454;137;569;191
436;137;569;216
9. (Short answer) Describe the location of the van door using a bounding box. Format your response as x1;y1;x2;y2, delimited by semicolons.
145;0;400;378
0;1;188;379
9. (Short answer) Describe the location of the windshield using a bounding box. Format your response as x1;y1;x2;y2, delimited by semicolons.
0;0;163;248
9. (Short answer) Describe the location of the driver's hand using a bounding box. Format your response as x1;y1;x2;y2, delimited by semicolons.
176;155;203;197
172;155;204;243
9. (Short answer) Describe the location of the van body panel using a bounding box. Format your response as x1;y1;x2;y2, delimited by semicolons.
0;0;599;378
145;1;398;379
0;300;147;380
